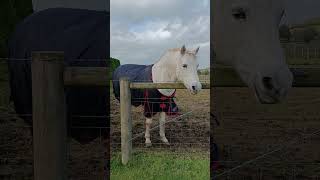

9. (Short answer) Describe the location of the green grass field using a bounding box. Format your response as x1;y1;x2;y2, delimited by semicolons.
111;151;209;180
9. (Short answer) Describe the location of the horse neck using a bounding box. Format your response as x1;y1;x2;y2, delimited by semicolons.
152;51;179;83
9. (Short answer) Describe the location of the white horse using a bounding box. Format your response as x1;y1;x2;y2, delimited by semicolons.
213;0;293;104
112;45;202;146
147;45;202;146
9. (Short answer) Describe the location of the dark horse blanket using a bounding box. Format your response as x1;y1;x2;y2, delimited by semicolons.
112;64;179;118
7;8;109;143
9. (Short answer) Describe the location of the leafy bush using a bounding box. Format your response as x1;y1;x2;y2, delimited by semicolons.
303;27;318;43
110;57;120;71
109;57;121;79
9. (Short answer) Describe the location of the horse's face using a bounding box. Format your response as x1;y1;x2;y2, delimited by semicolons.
213;0;293;104
176;46;202;94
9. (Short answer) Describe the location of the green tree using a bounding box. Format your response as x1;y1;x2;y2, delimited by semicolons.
110;57;120;71
109;57;120;79
109;57;120;78
303;27;318;43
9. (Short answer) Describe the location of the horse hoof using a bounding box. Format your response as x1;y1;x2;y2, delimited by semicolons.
160;138;170;146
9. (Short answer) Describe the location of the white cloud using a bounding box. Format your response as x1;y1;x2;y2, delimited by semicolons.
111;0;210;68
111;0;175;9
130;21;172;42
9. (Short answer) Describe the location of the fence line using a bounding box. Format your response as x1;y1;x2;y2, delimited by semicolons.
213;65;320;87
282;45;320;60
213;128;320;178
15;51;320;177
119;77;211;165
63;66;320;87
129;111;193;142
130;82;211;89
117;64;320;165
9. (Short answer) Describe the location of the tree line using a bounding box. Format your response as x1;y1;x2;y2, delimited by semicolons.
279;25;319;43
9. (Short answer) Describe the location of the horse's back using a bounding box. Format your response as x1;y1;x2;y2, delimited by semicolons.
112;64;152;103
112;64;149;81
8;8;109;143
9;8;108;64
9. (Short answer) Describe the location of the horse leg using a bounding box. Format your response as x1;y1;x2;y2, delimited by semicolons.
159;112;169;145
145;118;152;147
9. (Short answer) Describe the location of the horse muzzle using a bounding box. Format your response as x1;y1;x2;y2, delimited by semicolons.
253;67;293;104
188;82;202;95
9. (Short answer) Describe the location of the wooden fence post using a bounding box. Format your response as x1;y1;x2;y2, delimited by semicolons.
31;52;67;180
120;77;132;165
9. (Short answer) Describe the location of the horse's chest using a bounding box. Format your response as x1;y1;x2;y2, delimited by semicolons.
132;89;178;118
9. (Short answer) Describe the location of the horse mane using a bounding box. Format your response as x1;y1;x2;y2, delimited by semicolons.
153;47;196;65
168;48;197;55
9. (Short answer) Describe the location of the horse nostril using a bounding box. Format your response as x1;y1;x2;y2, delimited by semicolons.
262;77;274;90
192;86;196;91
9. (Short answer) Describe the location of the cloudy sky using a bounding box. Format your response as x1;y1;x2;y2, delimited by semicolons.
110;0;210;68
110;0;320;68
285;0;320;25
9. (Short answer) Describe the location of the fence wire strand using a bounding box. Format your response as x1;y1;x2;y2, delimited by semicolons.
213;110;320;178
129;111;194;142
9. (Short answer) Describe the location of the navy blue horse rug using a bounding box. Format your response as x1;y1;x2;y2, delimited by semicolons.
112;64;180;118
7;8;109;144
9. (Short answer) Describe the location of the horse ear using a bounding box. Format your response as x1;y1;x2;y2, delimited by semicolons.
181;45;186;55
195;46;200;54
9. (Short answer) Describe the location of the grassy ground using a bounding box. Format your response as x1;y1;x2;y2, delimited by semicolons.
111;151;209;180
110;87;210;180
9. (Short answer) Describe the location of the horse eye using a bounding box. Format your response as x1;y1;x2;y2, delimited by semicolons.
182;64;188;68
232;8;247;20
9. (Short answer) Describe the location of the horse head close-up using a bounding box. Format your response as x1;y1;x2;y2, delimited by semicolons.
153;45;202;95
213;0;293;104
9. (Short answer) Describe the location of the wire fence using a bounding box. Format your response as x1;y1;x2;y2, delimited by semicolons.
1;56;209;179
110;79;210;156
0;57;109;180
212;87;320;179
283;44;320;61
5;54;320;178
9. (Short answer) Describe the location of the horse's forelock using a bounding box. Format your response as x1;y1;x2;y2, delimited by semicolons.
169;48;197;56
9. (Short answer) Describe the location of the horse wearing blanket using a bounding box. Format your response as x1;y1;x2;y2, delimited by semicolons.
112;45;202;146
